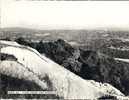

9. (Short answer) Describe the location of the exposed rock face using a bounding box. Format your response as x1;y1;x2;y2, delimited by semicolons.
15;38;129;96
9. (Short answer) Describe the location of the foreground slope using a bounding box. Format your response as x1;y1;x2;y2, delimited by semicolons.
0;40;127;99
17;38;129;96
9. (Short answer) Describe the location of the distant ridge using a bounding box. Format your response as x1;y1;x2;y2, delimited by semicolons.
1;27;129;32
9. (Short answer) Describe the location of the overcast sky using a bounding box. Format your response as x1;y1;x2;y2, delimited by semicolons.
1;0;129;30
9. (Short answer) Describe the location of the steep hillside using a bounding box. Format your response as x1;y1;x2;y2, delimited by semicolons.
15;38;129;96
0;40;127;99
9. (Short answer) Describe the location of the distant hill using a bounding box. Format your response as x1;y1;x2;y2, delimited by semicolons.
1;27;129;42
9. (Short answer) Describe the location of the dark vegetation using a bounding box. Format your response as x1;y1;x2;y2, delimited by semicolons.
15;37;129;96
0;53;17;61
98;95;117;100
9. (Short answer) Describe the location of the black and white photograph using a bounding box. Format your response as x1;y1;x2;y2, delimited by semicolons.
0;0;129;99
